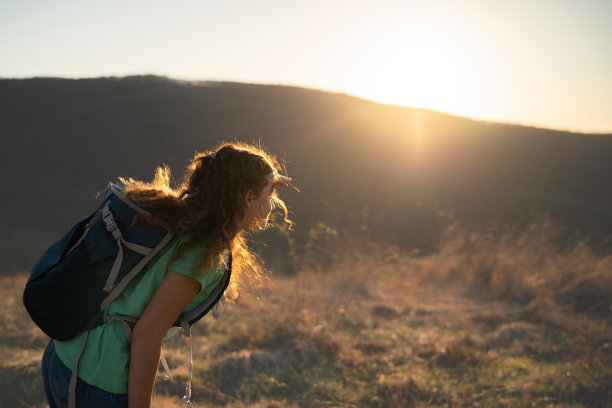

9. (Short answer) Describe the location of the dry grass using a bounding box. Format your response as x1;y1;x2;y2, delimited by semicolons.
2;222;612;407
0;274;48;408
419;218;612;320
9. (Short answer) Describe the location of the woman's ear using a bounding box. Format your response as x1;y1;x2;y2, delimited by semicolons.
245;189;255;208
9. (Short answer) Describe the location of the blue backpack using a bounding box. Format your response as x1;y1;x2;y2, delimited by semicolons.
24;184;232;340
23;184;231;407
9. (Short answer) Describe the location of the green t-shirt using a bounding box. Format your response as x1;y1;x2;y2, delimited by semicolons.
54;234;226;394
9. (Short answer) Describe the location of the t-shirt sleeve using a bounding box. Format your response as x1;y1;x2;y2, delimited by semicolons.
167;237;225;298
167;238;204;278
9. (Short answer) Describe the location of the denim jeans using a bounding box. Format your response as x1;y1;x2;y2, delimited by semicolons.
41;340;128;408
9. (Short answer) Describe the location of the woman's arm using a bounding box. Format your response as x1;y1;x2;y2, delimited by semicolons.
128;271;201;408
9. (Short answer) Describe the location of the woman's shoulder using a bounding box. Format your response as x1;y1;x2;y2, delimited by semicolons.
167;234;224;278
167;233;204;260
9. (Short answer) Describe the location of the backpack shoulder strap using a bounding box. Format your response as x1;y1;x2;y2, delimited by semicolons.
99;231;175;310
176;252;233;327
98;186;174;310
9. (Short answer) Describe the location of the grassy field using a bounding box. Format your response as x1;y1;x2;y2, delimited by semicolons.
2;224;611;407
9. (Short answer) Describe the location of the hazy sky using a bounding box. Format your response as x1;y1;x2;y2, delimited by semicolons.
2;0;611;132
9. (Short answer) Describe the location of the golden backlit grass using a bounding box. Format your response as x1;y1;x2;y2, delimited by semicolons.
419;217;612;319
2;221;611;407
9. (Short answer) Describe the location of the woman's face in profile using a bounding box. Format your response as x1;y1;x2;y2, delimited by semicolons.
243;173;276;230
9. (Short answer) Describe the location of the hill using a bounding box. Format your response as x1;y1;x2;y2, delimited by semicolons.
1;75;612;271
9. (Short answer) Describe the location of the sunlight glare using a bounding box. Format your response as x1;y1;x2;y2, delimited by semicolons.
346;23;481;117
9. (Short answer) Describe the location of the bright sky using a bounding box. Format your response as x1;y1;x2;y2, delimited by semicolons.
2;0;611;133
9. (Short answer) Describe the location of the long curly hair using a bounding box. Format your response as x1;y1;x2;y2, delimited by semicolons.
118;142;292;300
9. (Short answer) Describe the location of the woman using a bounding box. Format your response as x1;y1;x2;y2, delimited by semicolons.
41;142;292;407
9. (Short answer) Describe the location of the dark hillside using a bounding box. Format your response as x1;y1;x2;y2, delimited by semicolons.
1;76;611;270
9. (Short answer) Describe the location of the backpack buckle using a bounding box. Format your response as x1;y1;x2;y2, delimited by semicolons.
102;208;117;231
101;204;122;240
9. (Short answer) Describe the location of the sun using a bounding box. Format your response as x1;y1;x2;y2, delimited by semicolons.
345;23;482;117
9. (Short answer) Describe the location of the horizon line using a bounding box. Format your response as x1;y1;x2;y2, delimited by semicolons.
2;73;611;135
